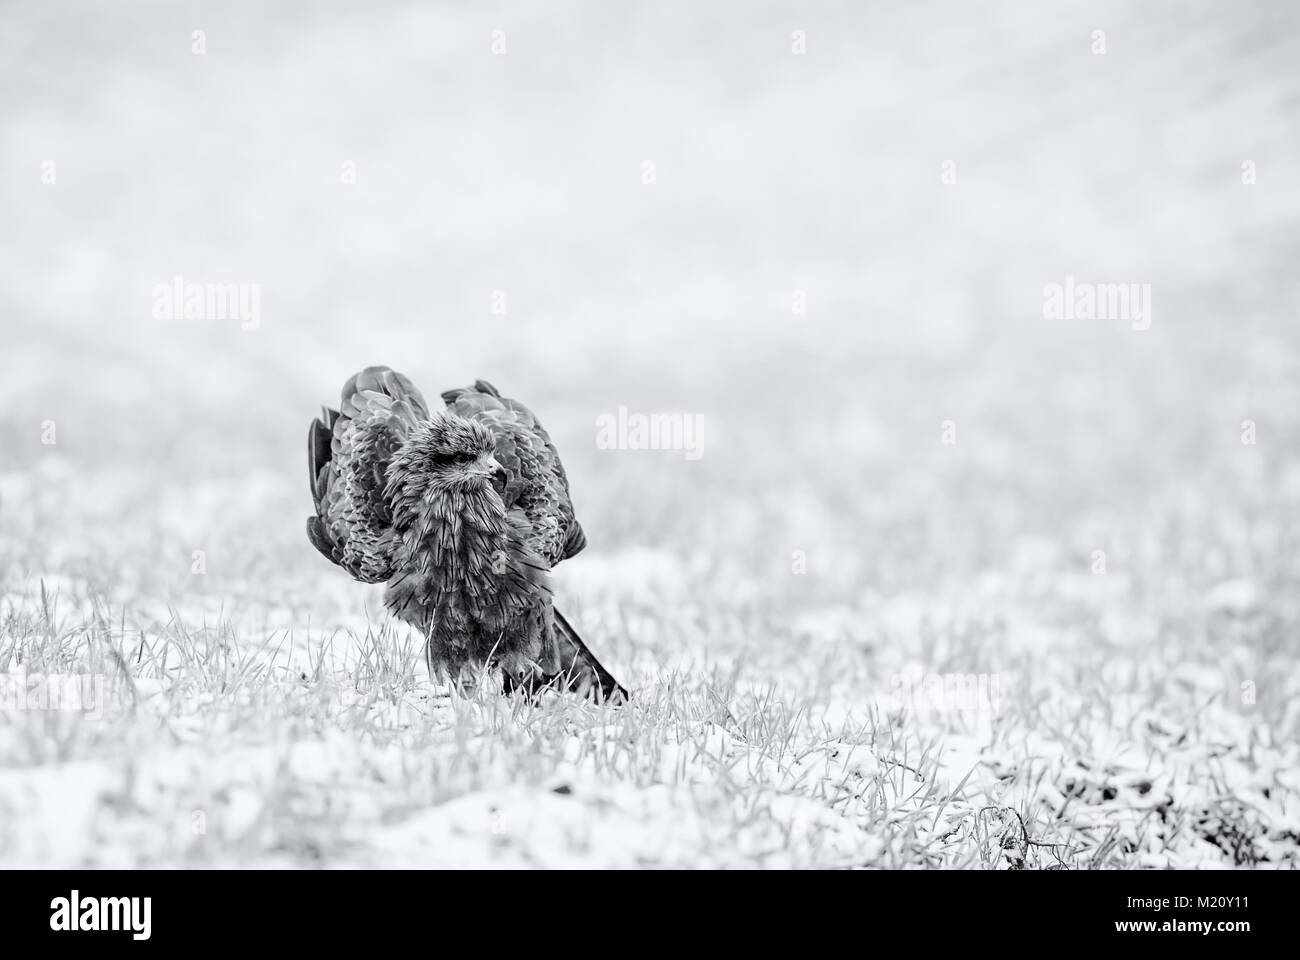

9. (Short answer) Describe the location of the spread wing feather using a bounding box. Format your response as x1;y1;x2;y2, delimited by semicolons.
440;379;586;566
307;366;430;582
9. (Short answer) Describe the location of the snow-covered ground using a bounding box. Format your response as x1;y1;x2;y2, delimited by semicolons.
2;1;1298;867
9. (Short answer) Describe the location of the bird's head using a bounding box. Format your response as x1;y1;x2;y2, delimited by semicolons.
387;415;509;497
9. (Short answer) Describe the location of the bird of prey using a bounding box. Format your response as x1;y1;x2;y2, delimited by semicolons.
306;366;626;702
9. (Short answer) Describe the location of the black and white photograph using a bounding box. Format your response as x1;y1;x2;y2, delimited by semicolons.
1;0;1296;915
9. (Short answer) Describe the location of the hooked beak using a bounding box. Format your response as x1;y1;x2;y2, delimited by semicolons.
482;456;508;487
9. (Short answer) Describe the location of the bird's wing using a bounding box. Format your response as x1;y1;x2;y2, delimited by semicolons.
307;366;430;582
440;379;586;566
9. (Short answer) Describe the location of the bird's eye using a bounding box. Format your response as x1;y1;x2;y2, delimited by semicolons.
454;452;474;464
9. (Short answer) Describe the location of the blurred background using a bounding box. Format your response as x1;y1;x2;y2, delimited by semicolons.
1;0;1298;658
3;0;1300;870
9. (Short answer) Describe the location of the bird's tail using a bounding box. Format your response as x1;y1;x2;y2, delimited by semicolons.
553;608;627;702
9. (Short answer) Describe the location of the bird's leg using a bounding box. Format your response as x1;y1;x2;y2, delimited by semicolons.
500;669;554;702
454;674;480;698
